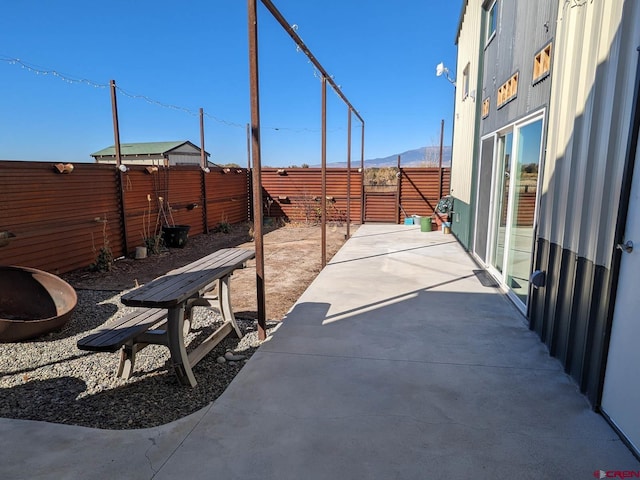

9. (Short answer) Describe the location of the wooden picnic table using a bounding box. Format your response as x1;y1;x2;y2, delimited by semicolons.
119;247;255;387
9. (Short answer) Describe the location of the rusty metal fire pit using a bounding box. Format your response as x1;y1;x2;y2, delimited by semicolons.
0;266;77;342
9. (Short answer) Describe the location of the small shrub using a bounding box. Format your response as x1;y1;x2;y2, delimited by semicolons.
90;246;113;272
214;221;232;234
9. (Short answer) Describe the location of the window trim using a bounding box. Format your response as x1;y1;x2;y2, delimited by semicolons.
482;97;491;118
497;71;519;109
532;40;553;85
462;63;470;100
485;0;498;46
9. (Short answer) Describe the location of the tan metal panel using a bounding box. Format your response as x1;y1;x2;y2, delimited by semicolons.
541;0;640;266
451;0;483;205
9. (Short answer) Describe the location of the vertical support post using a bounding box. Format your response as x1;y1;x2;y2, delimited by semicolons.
246;123;253;222
346;108;352;239
321;75;327;268
200;108;209;234
248;0;266;340
110;79;128;255
439;118;444;200
396;155;401;224
360;122;365;225
110;80;122;169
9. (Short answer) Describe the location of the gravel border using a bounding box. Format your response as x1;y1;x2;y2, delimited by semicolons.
0;289;277;430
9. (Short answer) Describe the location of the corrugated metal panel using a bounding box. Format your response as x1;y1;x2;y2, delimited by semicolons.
205;168;250;227
261;169;363;224
481;0;557;136
364;192;396;222
0;161;122;274
400;168;451;218
451;0;483;205
0;162;250;274
530;0;640;406
539;0;640;267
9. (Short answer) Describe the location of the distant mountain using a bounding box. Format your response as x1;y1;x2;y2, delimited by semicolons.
313;146;452;168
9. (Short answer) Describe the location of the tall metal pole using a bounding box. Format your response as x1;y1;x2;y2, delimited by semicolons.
200;108;209;234
110;80;122;167
246;123;251;171
439;119;444;200
396;155;401;224
248;0;266;340
346;108;352;239
246;123;253;222
110;79;128;254
360;122;365;225
321;75;327;268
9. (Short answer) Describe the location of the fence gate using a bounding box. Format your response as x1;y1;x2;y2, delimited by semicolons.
363;185;398;223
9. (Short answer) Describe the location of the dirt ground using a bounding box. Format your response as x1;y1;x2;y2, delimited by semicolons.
62;222;357;321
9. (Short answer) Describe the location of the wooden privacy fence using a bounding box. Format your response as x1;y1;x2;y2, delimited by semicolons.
0;161;450;274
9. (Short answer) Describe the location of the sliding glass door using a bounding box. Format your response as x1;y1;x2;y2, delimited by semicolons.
486;115;543;309
506;120;542;303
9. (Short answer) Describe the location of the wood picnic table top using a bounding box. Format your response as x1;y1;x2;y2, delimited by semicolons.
121;247;255;309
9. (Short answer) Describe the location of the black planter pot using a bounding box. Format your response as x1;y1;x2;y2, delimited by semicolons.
162;225;190;248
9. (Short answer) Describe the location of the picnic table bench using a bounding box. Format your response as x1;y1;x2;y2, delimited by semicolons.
77;247;255;387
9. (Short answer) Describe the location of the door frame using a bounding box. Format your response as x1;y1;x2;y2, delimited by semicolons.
474;110;547;313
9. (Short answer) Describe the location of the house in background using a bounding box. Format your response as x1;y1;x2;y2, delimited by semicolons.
91;141;209;166
450;0;640;455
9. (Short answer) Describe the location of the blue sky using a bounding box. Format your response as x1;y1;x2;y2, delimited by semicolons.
0;1;460;167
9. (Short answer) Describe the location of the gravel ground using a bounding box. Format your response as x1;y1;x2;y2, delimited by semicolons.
0;288;277;430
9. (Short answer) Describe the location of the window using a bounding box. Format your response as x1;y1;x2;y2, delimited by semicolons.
462;63;470;100
497;72;518;108
533;42;552;84
482;98;490;118
486;1;497;44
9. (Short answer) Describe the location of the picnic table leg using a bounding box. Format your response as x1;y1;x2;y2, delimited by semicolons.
117;342;140;380
166;305;197;387
220;275;243;338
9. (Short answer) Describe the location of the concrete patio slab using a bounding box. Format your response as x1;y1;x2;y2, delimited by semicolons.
1;224;638;479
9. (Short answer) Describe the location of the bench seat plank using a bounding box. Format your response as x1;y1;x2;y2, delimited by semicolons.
77;308;167;353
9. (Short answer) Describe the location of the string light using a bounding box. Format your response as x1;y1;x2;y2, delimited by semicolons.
1;55;346;134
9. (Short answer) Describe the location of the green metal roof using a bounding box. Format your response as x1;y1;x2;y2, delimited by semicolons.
91;141;203;157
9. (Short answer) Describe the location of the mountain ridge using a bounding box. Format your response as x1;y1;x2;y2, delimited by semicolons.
311;146;452;168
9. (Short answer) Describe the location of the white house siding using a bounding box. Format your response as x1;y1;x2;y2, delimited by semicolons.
450;0;483;249
167;154;202;166
451;0;482;207
168;144;203;166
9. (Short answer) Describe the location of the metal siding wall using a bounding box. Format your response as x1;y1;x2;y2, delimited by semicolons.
540;0;640;266
451;0;482;205
481;0;556;136
531;0;640;406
